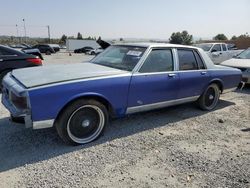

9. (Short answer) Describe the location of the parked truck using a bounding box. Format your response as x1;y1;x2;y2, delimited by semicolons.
195;43;243;64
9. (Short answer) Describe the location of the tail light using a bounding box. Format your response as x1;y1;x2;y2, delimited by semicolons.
27;58;42;65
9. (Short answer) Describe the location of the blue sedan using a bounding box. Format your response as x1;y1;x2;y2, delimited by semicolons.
1;43;242;145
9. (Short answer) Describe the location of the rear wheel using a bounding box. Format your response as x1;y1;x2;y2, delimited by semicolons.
55;99;108;145
198;83;220;110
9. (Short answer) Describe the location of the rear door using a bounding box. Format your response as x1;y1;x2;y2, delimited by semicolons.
177;49;210;99
127;48;180;110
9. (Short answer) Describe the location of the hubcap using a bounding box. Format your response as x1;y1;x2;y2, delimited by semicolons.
209;94;214;100
82;119;90;127
67;105;105;144
204;87;218;108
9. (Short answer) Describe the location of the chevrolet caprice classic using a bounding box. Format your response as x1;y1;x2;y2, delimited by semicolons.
1;43;242;145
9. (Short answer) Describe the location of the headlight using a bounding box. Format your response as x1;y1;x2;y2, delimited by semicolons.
10;92;28;109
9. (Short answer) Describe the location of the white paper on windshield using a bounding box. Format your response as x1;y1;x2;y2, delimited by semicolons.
127;51;142;56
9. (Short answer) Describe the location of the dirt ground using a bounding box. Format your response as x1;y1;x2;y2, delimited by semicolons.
0;53;249;187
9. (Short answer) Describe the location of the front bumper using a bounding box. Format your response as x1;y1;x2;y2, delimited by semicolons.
1;73;54;129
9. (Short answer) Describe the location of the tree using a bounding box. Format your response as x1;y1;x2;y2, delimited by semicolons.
213;34;228;40
60;34;67;44
231;35;237;40
77;32;83;40
169;30;193;45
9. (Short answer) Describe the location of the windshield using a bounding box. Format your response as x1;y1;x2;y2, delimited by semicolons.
235;48;250;59
91;45;146;71
195;44;213;51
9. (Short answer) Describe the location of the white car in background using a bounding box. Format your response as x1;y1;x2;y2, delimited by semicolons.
86;47;104;55
195;43;243;64
221;48;250;84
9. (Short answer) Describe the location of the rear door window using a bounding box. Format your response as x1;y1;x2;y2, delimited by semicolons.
178;49;198;70
222;44;227;51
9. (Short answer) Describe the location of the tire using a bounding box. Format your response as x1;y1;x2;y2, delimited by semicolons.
0;70;12;91
45;50;51;55
198;83;220;110
55;99;109;145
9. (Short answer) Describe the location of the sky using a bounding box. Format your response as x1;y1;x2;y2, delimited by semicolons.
0;0;249;40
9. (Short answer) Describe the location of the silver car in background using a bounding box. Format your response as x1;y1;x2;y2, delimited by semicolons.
221;48;250;84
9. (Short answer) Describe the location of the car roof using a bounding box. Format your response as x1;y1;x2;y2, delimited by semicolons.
114;43;200;50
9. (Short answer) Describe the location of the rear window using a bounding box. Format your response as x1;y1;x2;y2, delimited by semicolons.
0;46;21;56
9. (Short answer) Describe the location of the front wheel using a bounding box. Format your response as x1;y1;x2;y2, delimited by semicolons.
55;99;108;145
198;83;220;110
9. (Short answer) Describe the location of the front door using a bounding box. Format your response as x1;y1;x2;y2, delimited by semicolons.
127;48;180;111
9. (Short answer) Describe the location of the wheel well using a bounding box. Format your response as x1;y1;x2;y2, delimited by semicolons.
55;95;115;123
210;80;223;93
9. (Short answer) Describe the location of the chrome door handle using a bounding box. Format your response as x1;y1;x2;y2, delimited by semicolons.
201;71;207;75
168;73;176;77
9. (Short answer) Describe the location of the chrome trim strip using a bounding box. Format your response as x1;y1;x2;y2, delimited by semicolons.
126;96;199;114
29;73;132;90
33;119;54;129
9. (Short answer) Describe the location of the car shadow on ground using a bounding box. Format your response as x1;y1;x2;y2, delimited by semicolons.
241;128;250;132
0;99;235;172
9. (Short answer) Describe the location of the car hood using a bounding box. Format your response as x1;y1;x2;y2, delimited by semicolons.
11;62;128;88
221;58;250;69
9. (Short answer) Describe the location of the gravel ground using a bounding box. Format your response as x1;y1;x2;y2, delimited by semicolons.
42;51;94;65
0;53;249;187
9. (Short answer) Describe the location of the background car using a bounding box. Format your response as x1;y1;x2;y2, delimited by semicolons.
74;46;93;53
0;45;42;89
23;44;55;55
48;44;60;52
221;48;250;85
21;46;43;60
86;48;104;55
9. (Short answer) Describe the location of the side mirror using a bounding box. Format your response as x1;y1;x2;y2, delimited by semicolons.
211;49;217;53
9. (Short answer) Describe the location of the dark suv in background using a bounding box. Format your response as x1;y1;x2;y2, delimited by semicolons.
32;44;55;55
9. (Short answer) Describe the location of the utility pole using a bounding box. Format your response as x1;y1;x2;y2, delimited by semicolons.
16;24;20;43
22;19;27;43
47;25;51;43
